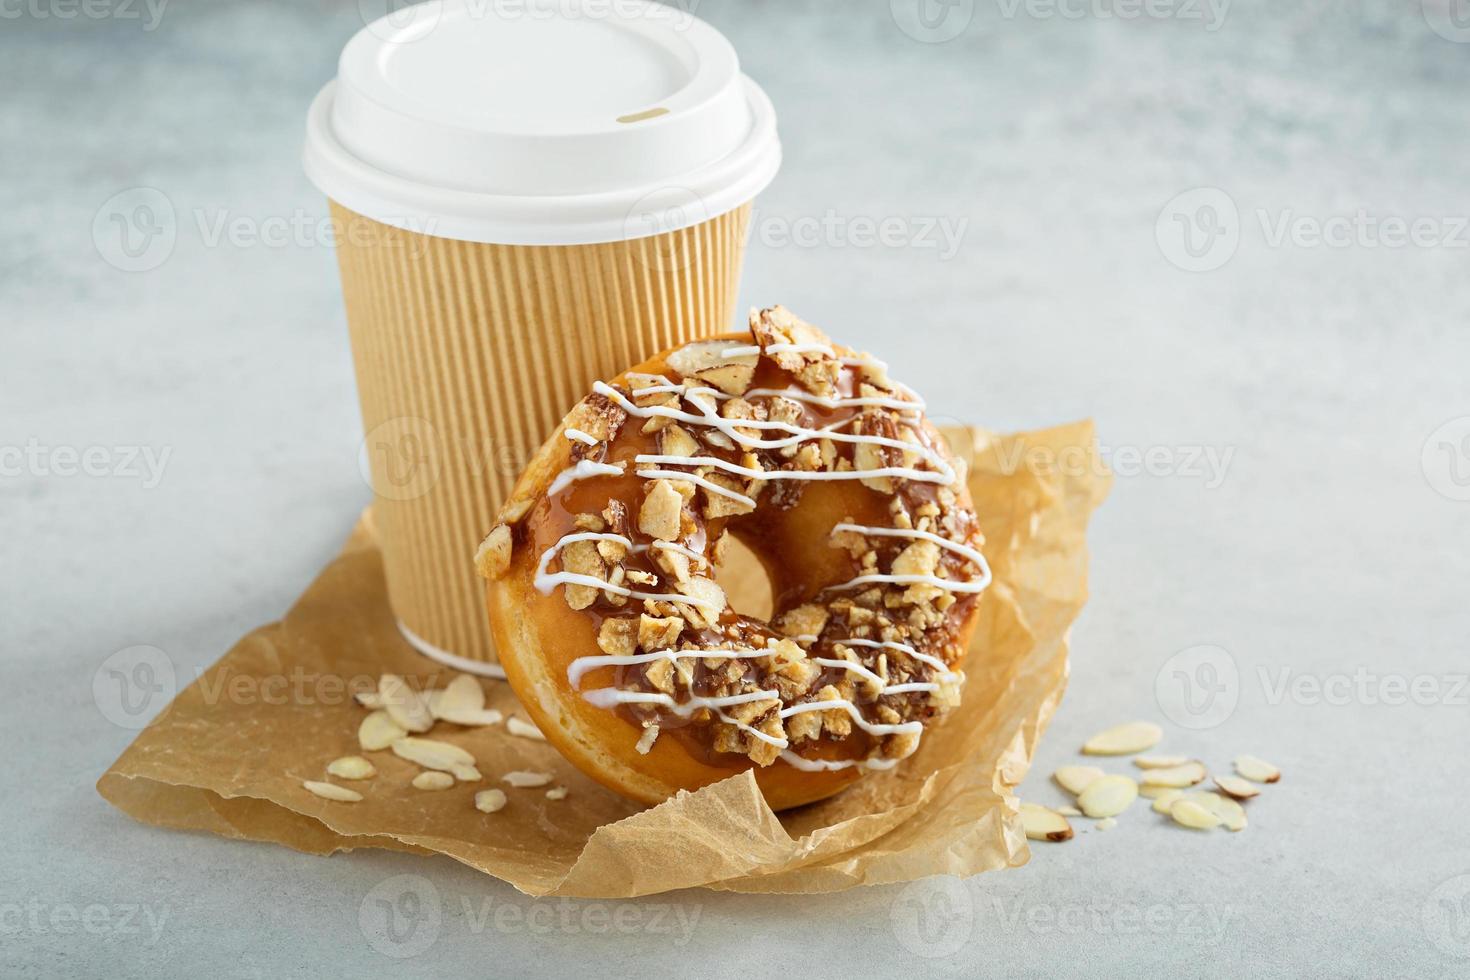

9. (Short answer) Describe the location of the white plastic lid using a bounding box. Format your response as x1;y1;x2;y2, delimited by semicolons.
303;0;780;246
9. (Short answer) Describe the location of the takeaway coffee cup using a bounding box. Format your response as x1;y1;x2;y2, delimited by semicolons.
303;0;780;675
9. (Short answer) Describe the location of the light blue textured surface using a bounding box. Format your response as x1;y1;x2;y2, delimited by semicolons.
4;1;1470;976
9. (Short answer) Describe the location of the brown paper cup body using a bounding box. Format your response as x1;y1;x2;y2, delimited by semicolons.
329;201;753;666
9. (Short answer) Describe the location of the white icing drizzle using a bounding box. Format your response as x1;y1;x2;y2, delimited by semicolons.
594;381;955;478
622;378;922;413
824;637;961;681
636;454;951;487
779;700;923;737
532;532;722;610
547;459;625;496
564;428;599;446
811;657;939;695
743;386;923;412
650;539;707;567
582;687;788;748
568;647;774;689
720;341;836;359
779;750;902;772
826;568;993;596
634;468;758;507
831;523;989;569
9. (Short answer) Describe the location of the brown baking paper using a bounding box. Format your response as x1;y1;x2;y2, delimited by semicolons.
98;422;1109;898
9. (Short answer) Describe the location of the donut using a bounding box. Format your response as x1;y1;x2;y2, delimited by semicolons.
475;306;991;810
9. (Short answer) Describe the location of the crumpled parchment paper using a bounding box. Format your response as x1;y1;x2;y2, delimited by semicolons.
98;422;1109;897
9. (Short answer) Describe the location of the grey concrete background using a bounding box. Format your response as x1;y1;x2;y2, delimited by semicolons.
4;0;1469;976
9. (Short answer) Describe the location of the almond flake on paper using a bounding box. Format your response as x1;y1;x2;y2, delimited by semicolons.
302;780;361;803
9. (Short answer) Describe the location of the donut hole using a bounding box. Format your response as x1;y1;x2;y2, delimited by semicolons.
711;533;774;622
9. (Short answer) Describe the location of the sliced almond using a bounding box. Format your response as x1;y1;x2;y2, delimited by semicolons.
354;690;384;709
437;707;504;728
430;674;484;721
1056;805;1082;817
1187;793;1246;834
1150;788;1185;813
506;717;546;741
502;771;553;788
474;789;508;813
1076;775;1138;818
390;737;475;773
1139;761;1207;789
1138;783;1178;799
1096;817;1118;832
326;755;376;780
1081;721;1163;756
1169;797;1224;830
1020;803;1074;842
450;764;482;783
1184;791;1248;832
379;674;434;733
1053;765;1105;796
634;725;660;754
412;771;454;791
303;780;362;803
545;786;569;801
1214;774;1261;800
358;710;406;752
1234;754;1281;783
1134;754;1190;769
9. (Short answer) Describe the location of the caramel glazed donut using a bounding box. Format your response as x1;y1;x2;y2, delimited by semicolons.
476;307;992;810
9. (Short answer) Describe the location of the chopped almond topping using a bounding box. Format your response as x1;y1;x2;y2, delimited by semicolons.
560;539;605;610
776;603;829;639
597;618;639;656
638;614;684;651
474;524;513;580
639;478;686;542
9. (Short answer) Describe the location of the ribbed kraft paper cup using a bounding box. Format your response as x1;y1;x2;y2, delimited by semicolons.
304;0;779;673
334;201;751;670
